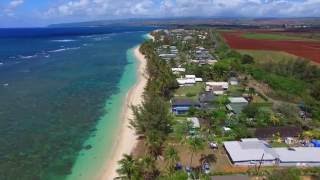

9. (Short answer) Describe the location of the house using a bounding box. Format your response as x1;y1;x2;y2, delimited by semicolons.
199;92;216;110
206;82;229;95
171;68;186;75
177;75;203;87
171;98;201;115
224;138;320;167
229;77;239;86
226;97;248;114
159;53;177;61
255;126;302;140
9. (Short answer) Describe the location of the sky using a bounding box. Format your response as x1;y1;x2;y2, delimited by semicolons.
0;0;320;27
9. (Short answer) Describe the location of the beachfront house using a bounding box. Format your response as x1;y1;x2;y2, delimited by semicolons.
171;98;201;115
206;82;229;95
224;138;320;167
226;97;248;115
177;75;203;87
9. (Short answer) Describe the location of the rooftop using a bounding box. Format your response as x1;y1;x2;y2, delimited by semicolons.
228;97;248;104
224;138;320;164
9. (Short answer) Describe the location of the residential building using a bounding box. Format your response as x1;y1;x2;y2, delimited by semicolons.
206;82;229;95
228;77;239;86
224;138;320;167
171;68;186;75
199;92;216;110
177;75;203;86
226;97;248;114
171;98;201;115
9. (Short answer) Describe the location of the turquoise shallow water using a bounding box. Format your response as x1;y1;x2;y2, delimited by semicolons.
66;47;138;180
0;27;151;180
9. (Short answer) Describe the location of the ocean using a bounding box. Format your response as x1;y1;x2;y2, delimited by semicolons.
0;27;153;180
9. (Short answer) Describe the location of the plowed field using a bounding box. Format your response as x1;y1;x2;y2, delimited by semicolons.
222;32;320;63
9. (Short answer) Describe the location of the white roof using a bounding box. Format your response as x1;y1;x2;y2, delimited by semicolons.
241;138;260;142
172;68;186;72
224;141;276;162
228;97;248;103
187;117;200;128
274;147;320;163
185;75;196;79
224;139;320;164
195;78;203;82
206;82;229;89
177;78;196;85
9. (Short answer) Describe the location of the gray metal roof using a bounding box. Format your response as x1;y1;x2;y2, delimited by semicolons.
224;140;276;162
224;139;320;163
274;147;320;162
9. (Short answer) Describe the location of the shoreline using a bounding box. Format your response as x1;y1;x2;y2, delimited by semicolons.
99;45;147;180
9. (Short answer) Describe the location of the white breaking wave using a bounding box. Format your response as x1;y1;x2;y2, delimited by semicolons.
52;39;76;42
19;55;37;59
48;47;80;53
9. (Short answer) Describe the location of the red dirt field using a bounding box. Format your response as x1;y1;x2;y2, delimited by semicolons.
222;32;320;63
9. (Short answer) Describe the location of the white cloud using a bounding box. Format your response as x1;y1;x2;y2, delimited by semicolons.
42;0;320;20
4;0;24;16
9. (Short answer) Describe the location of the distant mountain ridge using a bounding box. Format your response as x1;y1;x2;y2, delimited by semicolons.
49;17;320;28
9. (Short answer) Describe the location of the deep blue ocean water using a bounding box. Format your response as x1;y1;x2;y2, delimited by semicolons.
0;26;153;180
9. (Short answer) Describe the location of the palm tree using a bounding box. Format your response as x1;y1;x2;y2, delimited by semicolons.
188;137;205;167
138;155;158;180
164;146;180;174
117;154;138;180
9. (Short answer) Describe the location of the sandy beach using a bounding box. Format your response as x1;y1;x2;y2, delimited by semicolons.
99;46;147;180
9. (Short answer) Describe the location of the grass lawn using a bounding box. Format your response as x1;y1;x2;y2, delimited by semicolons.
175;83;204;99
270;141;289;148
228;85;244;97
242;32;313;41
238;50;298;63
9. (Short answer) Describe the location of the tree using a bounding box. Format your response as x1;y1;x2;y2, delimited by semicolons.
130;93;172;136
188;137;205;167
164;146;180;174
117;154;139;180
145;131;164;158
138;155;158;180
241;54;254;64
243;104;260;118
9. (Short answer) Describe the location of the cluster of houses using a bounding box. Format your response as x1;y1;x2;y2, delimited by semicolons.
155;29;218;66
157;45;179;61
171;75;247;116
191;46;217;65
